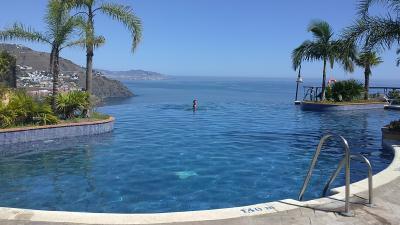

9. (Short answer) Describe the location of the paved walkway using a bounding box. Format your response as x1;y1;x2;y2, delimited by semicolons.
0;176;399;225
192;177;400;225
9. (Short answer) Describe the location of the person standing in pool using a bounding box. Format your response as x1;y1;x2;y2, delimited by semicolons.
193;99;198;111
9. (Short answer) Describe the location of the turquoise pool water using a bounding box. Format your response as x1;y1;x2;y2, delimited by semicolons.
0;77;397;213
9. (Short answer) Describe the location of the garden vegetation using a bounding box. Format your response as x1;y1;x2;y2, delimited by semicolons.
326;79;364;102
0;0;142;117
0;89;106;129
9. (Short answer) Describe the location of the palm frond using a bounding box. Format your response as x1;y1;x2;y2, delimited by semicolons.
65;0;96;10
0;23;51;44
45;0;80;47
308;20;333;43
45;0;63;38
93;35;105;48
357;0;400;16
292;41;309;70
343;13;400;52
358;0;376;16
61;39;86;49
342;19;370;49
365;15;400;50
62;35;105;49
99;2;142;52
291;40;325;70
57;17;80;45
335;39;357;72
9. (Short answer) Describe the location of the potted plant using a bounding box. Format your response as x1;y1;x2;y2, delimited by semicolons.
382;120;400;140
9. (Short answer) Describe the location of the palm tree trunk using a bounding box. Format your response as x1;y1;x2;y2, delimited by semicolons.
49;46;55;75
10;57;17;88
364;64;371;100
86;46;93;94
52;49;60;112
83;7;95;118
84;43;94;118
85;7;94;95
321;58;327;101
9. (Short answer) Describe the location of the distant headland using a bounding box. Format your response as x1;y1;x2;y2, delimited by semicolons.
97;69;168;81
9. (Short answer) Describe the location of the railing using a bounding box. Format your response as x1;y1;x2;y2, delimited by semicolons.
298;134;352;216
322;153;373;206
303;86;322;101
302;86;400;102
369;87;400;96
298;134;374;217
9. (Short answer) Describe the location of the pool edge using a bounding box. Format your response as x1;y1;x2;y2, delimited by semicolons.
0;117;115;145
0;139;399;224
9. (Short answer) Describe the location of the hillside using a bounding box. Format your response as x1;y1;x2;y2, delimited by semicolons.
0;43;133;98
98;69;167;80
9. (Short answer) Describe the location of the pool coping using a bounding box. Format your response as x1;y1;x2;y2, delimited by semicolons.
300;102;386;111
302;101;386;106
0;139;399;224
0;117;115;145
0;117;115;133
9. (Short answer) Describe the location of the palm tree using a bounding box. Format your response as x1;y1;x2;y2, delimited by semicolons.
67;0;142;96
355;51;383;100
343;1;400;100
292;20;356;100
0;0;80;110
347;0;400;52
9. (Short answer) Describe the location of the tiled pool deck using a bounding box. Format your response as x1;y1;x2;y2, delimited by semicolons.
0;140;399;225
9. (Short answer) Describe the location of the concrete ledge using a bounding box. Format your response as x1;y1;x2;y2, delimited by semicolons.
384;104;400;110
301;102;385;111
0;138;398;224
0;117;115;145
382;127;400;141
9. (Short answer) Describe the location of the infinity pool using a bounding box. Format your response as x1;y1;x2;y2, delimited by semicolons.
0;77;397;213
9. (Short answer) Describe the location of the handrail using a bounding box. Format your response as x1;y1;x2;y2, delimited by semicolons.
322;157;345;197
323;154;373;206
298;134;352;216
303;86;321;101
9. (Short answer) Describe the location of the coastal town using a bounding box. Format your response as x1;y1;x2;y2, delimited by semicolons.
17;64;81;95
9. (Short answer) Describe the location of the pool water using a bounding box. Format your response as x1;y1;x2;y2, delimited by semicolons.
0;77;397;213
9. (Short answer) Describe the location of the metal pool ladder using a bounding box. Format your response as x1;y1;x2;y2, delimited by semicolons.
298;134;373;217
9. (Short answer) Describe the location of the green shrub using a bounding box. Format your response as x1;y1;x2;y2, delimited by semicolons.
330;79;363;102
8;90;36;125
0;51;17;88
31;103;59;125
0;89;106;128
0;102;17;128
325;86;333;100
388;120;400;131
56;91;90;119
0;90;58;128
388;90;400;99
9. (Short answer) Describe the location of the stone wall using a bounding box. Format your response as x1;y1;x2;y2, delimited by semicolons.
301;102;385;111
0;117;114;145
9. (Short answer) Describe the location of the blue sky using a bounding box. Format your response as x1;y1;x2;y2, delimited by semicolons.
0;0;399;80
